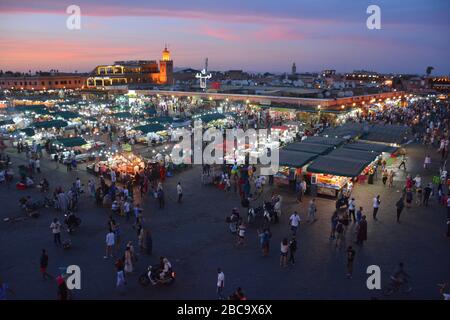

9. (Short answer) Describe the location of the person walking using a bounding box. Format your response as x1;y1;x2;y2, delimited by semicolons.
405;188;413;208
124;245;133;274
176;182;183;203
396;197;405;223
217;268;225;300
54;154;59;169
236;222;246;246
346;246;356;279
157;188;165;209
423;183;432;207
372;195;381;220
356;207;363;223
382;169;388;186
40;249;52;280
388;170;395;188
123;199;131;222
424;154;431;169
307;198;317;222
35;158;41;174
289;211;301;236
104;229;115;259
356;216;368;245
49;218;62;246
133;203;142;225
335;220;345;249
280;238;289;267
330;211;339;240
398;155;407;170
258;228;271;256
348;198;356;222
115;258;126;294
288;237;297;265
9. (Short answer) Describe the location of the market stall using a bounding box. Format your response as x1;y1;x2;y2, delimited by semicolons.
274;150;318;187
306;156;371;197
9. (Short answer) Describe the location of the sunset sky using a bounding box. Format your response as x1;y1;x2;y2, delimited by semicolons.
1;0;449;74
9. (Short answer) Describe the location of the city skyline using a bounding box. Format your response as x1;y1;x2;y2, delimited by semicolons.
1;0;449;75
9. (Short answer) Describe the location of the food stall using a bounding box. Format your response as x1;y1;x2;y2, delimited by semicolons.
306;155;370;198
274;150;318;187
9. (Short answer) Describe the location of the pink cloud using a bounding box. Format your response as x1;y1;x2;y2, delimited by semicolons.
252;26;305;41
0;1;339;27
199;26;241;41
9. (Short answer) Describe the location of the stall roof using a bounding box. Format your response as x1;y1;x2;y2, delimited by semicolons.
108;105;130;111
32;120;68;129
361;124;410;144
327;148;379;162
279;150;318;168
302;136;346;147
307;156;370;177
0;119;15;126
148;116;173;124
343;141;398;154
133;123;166;134
195;113;226;123
52;137;87;148
143;108;157;115
9;105;51;115
284;142;334;155
51;111;80;120
111;112;133;119
20;128;35;136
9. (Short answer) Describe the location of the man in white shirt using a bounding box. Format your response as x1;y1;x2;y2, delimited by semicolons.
373;195;381;220
50;218;62;246
177;182;183;203
348;198;356;222
217;268;225;300
104;230;115;259
289;211;302;236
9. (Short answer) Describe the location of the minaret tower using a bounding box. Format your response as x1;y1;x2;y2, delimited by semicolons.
159;44;173;84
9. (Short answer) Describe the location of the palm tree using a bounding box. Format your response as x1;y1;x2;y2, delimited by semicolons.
426;66;434;77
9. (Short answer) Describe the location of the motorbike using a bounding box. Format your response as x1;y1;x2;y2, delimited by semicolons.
64;213;81;233
263;201;279;224
247;206;265;224
138;265;176;287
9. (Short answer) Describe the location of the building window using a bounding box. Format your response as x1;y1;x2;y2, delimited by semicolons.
41;81;45;85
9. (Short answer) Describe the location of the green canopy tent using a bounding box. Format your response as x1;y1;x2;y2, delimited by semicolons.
20;128;35;137
0;119;15;126
51;111;81;120
52;137;87;148
9;105;51;115
302;136;346;147
279;150;318;168
195;113;226;123
327;148;379;162
307;156;370;177
108;105;130;112
343;142;398;154
147;116;173;124
133;123;166;134
111;112;133;119
284;142;334;155
143;108;157;115
32;120;68;129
